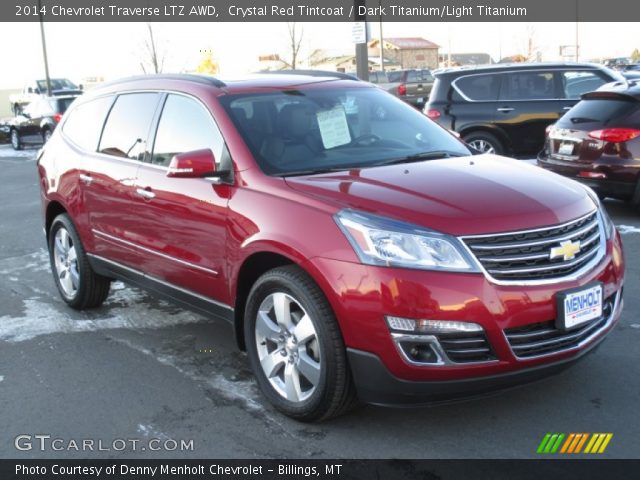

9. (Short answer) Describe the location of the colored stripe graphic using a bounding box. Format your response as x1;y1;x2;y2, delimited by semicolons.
538;433;613;454
574;433;589;453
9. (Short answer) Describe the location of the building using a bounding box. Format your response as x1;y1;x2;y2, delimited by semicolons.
438;53;494;67
368;37;440;69
308;49;400;72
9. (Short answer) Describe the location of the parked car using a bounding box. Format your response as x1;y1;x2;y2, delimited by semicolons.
538;80;640;206
9;95;79;150
9;78;82;115
370;69;434;108
425;63;622;155
38;73;624;421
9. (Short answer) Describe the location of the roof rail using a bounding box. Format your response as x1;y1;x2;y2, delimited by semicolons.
259;69;359;81
96;74;226;89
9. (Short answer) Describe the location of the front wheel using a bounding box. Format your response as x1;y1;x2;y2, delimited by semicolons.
10;129;22;150
48;214;111;309
244;265;357;422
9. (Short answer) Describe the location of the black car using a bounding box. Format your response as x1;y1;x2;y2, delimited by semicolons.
424;63;622;155
9;95;78;150
538;80;640;205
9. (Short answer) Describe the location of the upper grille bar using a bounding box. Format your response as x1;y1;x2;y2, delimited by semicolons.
460;210;604;283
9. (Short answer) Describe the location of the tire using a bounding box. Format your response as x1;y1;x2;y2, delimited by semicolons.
463;131;504;155
10;129;22;150
244;265;358;422
43;128;52;144
48;213;111;309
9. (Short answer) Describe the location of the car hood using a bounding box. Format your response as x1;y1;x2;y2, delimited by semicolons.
284;155;596;236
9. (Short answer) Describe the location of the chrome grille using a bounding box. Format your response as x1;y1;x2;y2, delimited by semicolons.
504;291;618;358
461;211;602;282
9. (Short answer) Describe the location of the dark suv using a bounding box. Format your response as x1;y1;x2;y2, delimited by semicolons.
38;73;624;421
9;95;79;149
425;63;622;155
538;80;640;205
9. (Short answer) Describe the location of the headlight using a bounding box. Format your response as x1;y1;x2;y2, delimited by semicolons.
335;210;479;272
583;186;615;239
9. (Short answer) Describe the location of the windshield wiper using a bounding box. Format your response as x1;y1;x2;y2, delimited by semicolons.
276;166;354;177
374;150;468;167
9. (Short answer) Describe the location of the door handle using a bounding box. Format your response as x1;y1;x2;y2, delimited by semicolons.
562;106;573;111
136;187;156;200
79;173;93;185
497;107;514;113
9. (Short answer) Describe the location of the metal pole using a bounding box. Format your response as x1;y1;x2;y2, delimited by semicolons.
354;0;369;81
37;0;52;96
378;0;384;71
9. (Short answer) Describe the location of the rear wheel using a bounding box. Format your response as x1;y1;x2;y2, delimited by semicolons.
48;214;111;309
10;129;22;150
463;131;504;155
244;265;357;422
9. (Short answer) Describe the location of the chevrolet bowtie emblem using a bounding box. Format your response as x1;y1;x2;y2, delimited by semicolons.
550;240;581;261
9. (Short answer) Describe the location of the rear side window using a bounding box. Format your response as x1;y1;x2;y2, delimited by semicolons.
557;97;639;128
99;93;160;161
501;72;555;100
387;71;404;82
151;94;225;167
562;71;608;99
54;97;77;114
454;74;500;101
62;96;114;151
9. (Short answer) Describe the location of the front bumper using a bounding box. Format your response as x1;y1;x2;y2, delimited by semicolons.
347;332;607;406
304;231;624;404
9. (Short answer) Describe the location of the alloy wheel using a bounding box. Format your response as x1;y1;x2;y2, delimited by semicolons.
255;292;321;403
53;227;80;298
468;139;496;154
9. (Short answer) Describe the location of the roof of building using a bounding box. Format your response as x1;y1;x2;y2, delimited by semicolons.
370;37;440;50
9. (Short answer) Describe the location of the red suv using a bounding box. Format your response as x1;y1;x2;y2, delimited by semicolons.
38;74;625;421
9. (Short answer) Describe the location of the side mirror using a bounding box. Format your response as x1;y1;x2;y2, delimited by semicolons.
166;149;219;178
27;87;34;94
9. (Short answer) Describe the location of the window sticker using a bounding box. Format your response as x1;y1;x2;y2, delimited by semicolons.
317;106;351;149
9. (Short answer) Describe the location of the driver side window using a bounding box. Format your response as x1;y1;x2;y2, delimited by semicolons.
151;94;225;167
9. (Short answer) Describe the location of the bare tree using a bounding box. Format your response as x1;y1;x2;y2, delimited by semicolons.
140;23;165;74
286;22;304;69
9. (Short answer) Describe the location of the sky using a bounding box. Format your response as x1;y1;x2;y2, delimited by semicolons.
0;21;637;88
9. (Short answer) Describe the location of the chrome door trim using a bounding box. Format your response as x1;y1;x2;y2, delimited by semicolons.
92;228;219;277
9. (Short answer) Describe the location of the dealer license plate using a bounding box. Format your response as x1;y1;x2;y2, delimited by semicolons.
557;283;603;330
558;142;575;155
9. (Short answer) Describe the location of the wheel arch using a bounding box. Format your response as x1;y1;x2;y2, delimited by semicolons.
45;200;68;241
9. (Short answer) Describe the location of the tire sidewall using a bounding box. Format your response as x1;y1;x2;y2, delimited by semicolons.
11;129;21;150
244;271;337;418
48;214;85;307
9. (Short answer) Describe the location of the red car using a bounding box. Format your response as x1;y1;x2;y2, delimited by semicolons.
38;73;625;421
538;81;640;206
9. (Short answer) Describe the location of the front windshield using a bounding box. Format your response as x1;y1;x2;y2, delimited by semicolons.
220;85;470;176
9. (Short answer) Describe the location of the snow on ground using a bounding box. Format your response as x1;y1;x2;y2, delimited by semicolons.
0;145;38;159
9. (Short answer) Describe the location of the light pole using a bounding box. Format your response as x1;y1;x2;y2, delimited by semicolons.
354;0;369;81
378;0;384;71
37;0;52;96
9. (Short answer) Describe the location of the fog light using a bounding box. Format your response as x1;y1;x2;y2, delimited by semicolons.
399;342;440;364
386;316;483;334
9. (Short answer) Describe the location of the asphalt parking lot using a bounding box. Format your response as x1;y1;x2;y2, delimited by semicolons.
1;144;639;459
